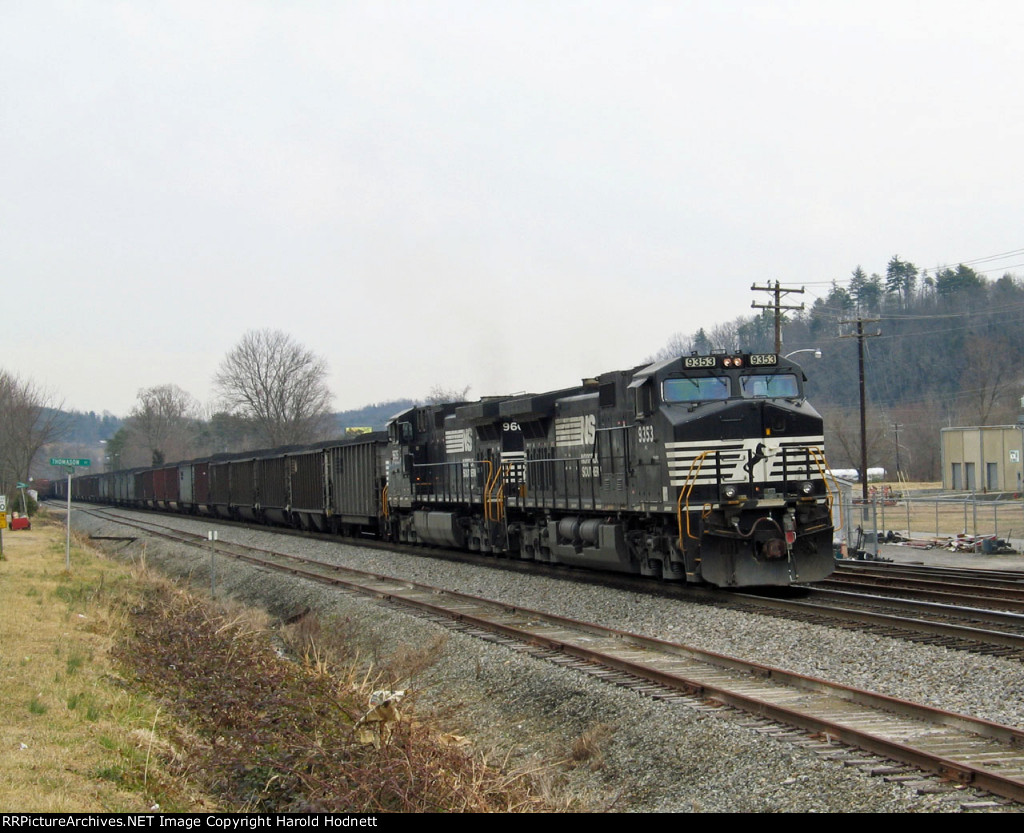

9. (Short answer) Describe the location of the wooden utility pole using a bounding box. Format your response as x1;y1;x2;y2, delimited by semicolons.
751;281;805;353
839;318;881;501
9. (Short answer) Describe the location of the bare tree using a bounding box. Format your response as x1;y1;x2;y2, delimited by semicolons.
425;384;471;404
126;384;200;465
214;329;334;447
0;370;67;491
823;405;890;477
955;335;1021;426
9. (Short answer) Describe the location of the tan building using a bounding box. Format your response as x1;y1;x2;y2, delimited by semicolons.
941;425;1024;492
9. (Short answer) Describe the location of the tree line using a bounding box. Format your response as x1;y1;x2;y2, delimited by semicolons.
657;257;1024;481
104;329;338;470
0;371;66;497
14;260;1023;491
6;329;339;491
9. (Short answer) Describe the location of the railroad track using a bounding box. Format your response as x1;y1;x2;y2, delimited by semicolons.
66;501;1024;662
75;506;1024;807
827;561;1024;611
729;589;1024;661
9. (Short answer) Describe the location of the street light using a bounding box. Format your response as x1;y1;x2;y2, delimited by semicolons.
783;348;822;360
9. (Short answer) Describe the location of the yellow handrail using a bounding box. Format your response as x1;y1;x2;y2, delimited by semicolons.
805;445;840;529
481;459;498;521
676;450;716;550
487;462;508;522
675;446;837;549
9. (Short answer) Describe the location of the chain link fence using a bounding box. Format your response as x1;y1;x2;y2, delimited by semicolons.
830;480;1024;557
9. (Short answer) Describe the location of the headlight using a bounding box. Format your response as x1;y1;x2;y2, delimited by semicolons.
799;480;814;496
722;484;739;500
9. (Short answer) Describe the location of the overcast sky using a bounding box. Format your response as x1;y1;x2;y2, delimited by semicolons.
4;1;1023;417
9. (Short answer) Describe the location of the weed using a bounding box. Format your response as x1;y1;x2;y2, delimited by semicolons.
95;766;125;784
112;582;549;812
383;632;448;685
54;583;87;606
569;723;615;770
66;650;89;676
66;691;101;720
28;696;48;715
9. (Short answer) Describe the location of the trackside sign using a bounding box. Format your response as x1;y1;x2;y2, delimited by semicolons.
50;458;91;467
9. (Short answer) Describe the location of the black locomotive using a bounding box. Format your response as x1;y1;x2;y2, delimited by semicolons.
59;351;834;588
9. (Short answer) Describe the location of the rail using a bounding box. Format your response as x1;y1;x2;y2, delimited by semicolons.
407;459;492;507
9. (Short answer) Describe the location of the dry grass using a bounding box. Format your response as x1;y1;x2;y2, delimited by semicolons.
1;513;560;812
113;578;550;812
569;723;615;770
0;514;197;811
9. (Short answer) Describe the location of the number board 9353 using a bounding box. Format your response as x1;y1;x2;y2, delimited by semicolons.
749;354;778;366
683;356;717;369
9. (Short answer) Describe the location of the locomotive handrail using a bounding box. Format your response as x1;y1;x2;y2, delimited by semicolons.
479;459;495;516
676;445;836;549
409;459;493;509
677;449;717;549
491;463;509;522
805;445;840;528
484;460;519;522
381;484;389;519
515;456;598;513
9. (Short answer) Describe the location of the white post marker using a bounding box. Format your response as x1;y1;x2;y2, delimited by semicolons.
50;458;91;570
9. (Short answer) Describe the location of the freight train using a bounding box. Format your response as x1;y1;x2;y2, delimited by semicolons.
56;351;835;587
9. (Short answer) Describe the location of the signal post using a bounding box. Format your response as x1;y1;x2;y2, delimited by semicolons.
50;457;91;570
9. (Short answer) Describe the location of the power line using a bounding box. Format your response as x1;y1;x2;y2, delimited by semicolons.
797;246;1024;291
750;281;805;353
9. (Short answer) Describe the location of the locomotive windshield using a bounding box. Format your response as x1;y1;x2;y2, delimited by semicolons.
663;376;730;403
662;372;801;403
739;373;799;399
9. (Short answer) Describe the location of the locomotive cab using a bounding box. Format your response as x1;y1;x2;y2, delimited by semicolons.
632;352;833;586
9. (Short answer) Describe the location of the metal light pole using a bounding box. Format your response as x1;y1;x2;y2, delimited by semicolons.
65;467;72;570
783;348;822;360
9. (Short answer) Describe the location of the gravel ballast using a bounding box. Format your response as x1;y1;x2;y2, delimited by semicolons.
70;508;1024;812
